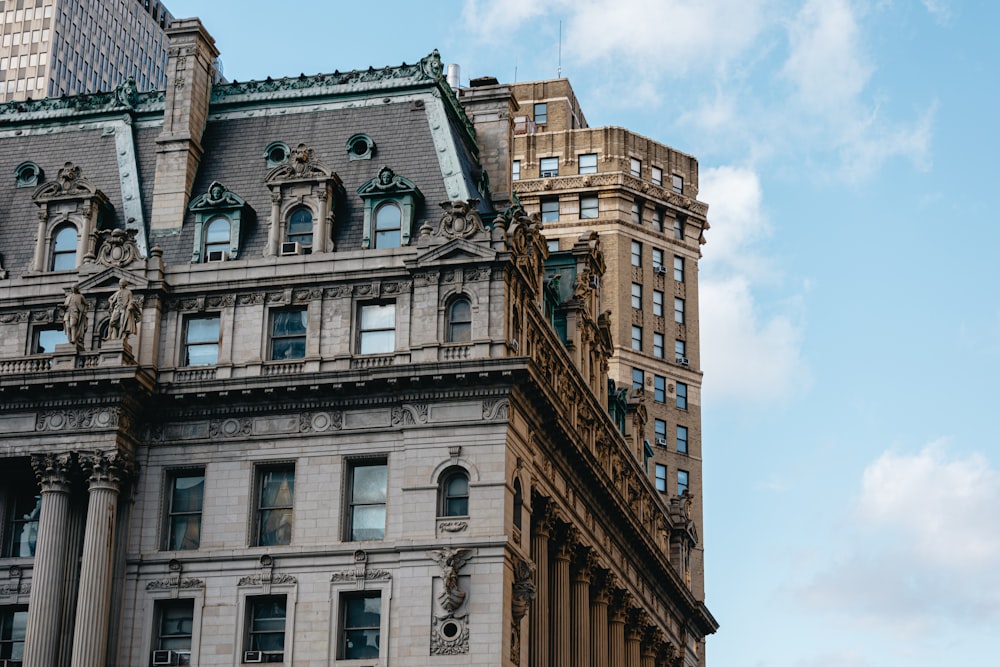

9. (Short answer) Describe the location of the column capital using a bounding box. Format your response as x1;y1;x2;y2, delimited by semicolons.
642;626;665;659
656;640;679;667
572;545;598;584
531;497;558;538
609;588;631;623
590;568;615;603
31;452;74;493
625;608;648;640
79;449;135;491
552;522;578;561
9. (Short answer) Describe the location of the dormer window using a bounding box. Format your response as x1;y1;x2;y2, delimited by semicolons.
264;141;290;168
346;133;375;161
357;166;423;250
286;207;314;252
188;182;250;263
50;223;79;271
15;161;42;188
264;143;343;256
204;217;231;259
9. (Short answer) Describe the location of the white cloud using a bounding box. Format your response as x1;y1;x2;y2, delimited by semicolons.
799;442;1000;637
921;0;952;22
698;166;809;402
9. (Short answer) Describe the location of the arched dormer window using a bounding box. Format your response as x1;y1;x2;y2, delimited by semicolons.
204;216;231;259
357;166;423;250
50;224;78;271
286;207;314;252
438;468;469;517
512;478;523;531
374;202;402;248
447;297;472;343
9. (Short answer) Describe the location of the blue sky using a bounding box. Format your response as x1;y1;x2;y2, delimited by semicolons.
168;1;1000;665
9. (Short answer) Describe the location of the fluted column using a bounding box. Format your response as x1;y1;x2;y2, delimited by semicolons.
71;450;131;667
571;547;595;667
24;453;74;667
640;628;660;667
530;501;555;667
608;591;629;667
551;525;574;667
590;572;612;667
625;609;644;667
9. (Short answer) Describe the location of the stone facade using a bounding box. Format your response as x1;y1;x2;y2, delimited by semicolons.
0;18;716;667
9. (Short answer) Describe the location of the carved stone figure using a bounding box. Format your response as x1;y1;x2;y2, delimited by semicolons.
62;284;88;348
106;279;140;340
95;228;142;267
436;199;485;239
429;548;473;612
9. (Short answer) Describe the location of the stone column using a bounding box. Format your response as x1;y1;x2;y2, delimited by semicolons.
608;590;629;667
529;502;555;667
550;526;574;667
571;547;595;667
23;453;74;667
590;571;612;667
70;450;131;667
625;609;644;667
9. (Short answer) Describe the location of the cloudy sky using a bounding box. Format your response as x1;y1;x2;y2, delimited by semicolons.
170;1;1000;664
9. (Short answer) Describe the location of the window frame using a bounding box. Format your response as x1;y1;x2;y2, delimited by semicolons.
653;290;664;318
446;297;472;344
578;153;597;174
677;425;689;454
268;307;308;361
32;325;67;355
372;201;402;249
654;375;666;403
254;464;295;547
652;248;664;270
673;216;684;240
631;283;642;310
631;199;642;225
672;173;684;194
0;605;28;663
358;303;396;356
654;464;667;493
202;215;232;260
631;325;642;351
630;240;642;267
540;198;560;223
2;473;40;558
651;166;663;186
533;102;547;125
285;206;314;251
539;157;559;178
677;469;690;496
50;222;78;271
674;297;685;324
580;195;599;219
184;314;220;367
677;382;688;410
674;255;685;282
154;598;195;654
630;157;642;177
653;332;664;359
654;419;667;444
652;208;663;233
346;459;388;542
438;467;470;518
675;339;687;363
164;469;205;551
245;594;287;659
511;160;520;181
337;590;382;661
632;368;644;391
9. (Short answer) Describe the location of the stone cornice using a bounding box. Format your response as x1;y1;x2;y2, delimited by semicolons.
513;173;709;220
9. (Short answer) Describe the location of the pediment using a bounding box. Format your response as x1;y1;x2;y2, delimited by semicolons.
410;237;497;267
75;266;150;293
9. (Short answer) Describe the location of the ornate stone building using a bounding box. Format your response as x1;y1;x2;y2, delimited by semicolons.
0;17;716;667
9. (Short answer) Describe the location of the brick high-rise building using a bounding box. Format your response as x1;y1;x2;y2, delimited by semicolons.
0;18;716;667
0;0;173;102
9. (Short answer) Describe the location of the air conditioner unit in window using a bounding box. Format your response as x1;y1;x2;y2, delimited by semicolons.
206;250;228;262
653;266;667;275
280;241;301;256
175;651;192;665
677;357;689;367
243;650;264;663
540;169;558;178
655;437;667;447
263;653;284;663
152;650;181;666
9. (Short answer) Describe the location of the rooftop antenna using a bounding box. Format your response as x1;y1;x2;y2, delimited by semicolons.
557;20;562;78
514;59;518;83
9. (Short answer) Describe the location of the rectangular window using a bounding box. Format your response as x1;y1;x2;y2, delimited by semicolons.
655;464;667;493
539;157;559;178
347;460;387;541
632;368;644;391
631;240;642;267
631;199;642;225
540;198;560;223
511;160;520;181
652;248;664;271
674;298;685;324
630;157;641;177
631;283;642;310
165;471;204;551
675;339;687;363
269;308;306;360
246;595;286;659
677;382;688;410
255;465;294;547
339;591;381;660
677;425;689;454
533;102;547;125
651;166;663;186
358;303;395;355
631;325;642;351
654;419;667;444
677;469;689;495
653;290;664;317
673;217;684;240
154;599;194;655
580;195;598;219
653;332;664;359
652;208;663;232
2;477;40;558
674;255;685;282
672;173;684;194
578;153;597;174
184;315;220;366
654;375;666;403
33;326;67;354
0;606;27;664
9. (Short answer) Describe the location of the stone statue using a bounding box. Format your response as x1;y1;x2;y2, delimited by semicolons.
62;284;88;348
429;548;473;612
106;278;140;340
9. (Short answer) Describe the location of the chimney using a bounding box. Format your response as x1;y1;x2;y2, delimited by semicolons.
150;18;219;231
446;64;461;90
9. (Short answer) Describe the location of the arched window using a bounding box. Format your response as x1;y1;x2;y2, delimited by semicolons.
286;207;313;250
50;224;78;271
203;216;231;260
373;202;401;248
438;468;469;517
512;478;523;531
447;298;472;343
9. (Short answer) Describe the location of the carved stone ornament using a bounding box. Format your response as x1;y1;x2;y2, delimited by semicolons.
433;199;486;240
510;554;536;665
329;569;392;583
427;548;473;654
436;520;468;533
61;284;88;348
209;418;253;439
36;407;119;432
482;398;509;421
94;228;142;267
78;449;134;488
238;573;297;586
428;548;472;613
33;162;93;199
189;181;246;210
30;452;74;492
357;166;414;196
145;577;205;590
265;142;332;182
391;404;428;426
